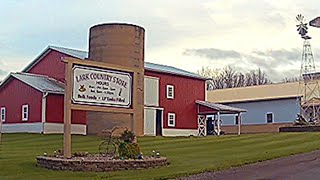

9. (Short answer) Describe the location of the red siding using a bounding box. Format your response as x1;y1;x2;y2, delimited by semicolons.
28;50;70;82
0;78;42;123
46;94;86;124
199;105;218;114
145;70;205;129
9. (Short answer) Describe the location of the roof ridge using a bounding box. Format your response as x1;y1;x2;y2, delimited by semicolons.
49;45;87;53
210;81;299;92
21;45;206;80
13;72;64;84
146;61;194;72
14;72;50;78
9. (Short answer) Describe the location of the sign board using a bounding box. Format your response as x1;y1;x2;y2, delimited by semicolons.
72;65;132;108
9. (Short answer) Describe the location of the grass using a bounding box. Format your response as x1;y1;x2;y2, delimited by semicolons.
1;133;320;179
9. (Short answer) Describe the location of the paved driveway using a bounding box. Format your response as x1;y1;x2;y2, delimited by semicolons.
180;150;320;180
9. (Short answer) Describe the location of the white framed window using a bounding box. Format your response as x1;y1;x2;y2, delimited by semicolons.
168;113;176;127
166;85;174;99
22;104;29;121
1;107;6;122
266;112;273;123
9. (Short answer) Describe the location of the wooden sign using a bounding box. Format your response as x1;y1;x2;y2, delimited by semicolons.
63;57;140;158
72;65;132;108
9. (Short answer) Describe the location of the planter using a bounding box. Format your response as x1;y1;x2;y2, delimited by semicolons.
36;155;168;172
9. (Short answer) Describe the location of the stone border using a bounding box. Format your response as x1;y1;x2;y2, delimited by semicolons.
36;156;168;172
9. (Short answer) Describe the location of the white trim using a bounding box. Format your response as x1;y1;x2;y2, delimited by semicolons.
1;107;6;122
0;122;86;134
205;82;208;101
22;104;29;121
1;123;43;133
43;123;86;135
166;85;174;99
41;92;48;123
266;112;274;123
144;75;159;80
168;113;176;127
162;128;198;137
144;106;164;110
160;109;164;136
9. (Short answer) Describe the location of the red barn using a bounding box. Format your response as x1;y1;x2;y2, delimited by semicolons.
0;45;210;136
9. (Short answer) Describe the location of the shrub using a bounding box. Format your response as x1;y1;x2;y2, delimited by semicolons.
126;143;140;159
117;129;141;159
118;142;141;159
120;129;135;143
118;142;129;158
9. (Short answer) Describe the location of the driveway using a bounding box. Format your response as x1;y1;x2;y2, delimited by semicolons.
180;150;320;180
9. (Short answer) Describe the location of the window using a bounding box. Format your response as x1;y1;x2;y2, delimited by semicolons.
168;113;176;127
166;85;174;99
1;107;5;122
266;112;273;123
235;115;239;125
22;105;29;121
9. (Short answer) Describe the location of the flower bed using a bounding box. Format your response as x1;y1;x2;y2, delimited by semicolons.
36;129;168;172
36;155;168;172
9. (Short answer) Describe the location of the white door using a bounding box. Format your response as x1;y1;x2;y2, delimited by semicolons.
144;76;159;106
144;108;156;136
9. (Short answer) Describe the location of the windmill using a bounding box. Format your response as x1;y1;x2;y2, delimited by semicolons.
309;16;320;28
296;14;320;124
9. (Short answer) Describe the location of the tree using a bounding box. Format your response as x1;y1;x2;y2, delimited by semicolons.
282;77;300;83
197;66;272;90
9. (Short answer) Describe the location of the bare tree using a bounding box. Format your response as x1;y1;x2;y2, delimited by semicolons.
282;77;300;83
197;66;272;90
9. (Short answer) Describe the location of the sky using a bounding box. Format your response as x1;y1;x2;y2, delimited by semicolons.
1;0;320;82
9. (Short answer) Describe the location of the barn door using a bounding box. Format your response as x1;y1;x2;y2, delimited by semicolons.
144;108;156;136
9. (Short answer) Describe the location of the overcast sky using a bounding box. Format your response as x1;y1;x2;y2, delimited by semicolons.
1;0;320;82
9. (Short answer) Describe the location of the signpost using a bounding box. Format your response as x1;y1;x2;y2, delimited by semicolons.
63;57;138;158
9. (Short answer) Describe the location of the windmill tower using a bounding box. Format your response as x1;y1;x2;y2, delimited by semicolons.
296;14;320;123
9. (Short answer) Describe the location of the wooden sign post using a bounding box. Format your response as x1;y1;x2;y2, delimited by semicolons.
63;57;139;158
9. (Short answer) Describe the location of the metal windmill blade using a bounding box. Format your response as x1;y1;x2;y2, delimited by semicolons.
297;25;308;36
296;14;309;37
296;14;305;23
310;17;320;28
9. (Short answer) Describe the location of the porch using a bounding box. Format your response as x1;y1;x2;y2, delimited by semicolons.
196;100;247;136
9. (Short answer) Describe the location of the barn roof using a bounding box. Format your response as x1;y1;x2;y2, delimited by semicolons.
22;45;207;80
207;82;302;103
0;73;64;94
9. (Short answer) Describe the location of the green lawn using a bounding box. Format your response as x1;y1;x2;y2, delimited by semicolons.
1;133;320;179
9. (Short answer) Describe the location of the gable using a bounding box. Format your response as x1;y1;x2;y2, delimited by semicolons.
27;50;70;82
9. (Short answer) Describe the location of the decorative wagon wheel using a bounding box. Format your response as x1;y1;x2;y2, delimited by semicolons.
98;127;123;156
98;139;117;156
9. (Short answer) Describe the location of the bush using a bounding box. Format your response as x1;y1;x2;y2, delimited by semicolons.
120;129;135;143
117;129;141;159
118;142;141;159
126;143;140;158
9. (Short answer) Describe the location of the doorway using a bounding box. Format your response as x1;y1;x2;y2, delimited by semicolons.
206;116;215;135
156;109;163;136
